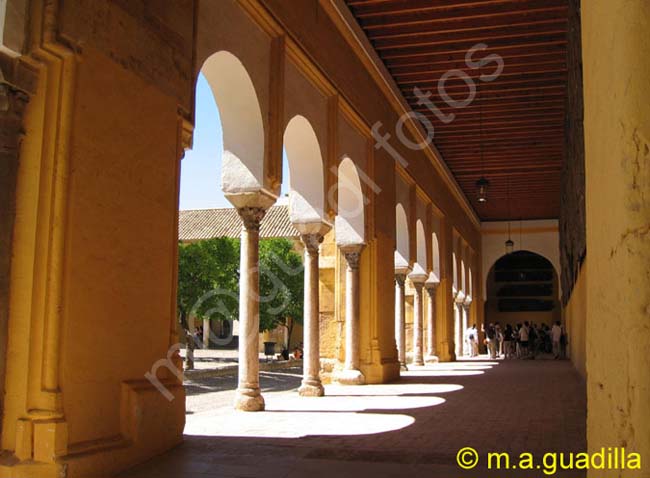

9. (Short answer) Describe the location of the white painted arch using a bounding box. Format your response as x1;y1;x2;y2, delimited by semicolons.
201;51;265;195
430;233;441;282
461;260;466;295
452;253;458;291
394;203;409;269
412;219;427;276
283;115;325;226
335;156;365;246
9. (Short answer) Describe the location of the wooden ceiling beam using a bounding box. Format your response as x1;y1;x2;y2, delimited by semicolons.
396;64;567;84
385;42;566;67
380;33;568;59
359;1;568;28
350;0;548;17
372;22;567;50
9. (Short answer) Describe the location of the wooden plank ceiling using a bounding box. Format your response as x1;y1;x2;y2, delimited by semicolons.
345;0;568;221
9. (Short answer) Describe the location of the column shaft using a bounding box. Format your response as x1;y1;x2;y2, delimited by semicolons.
425;286;437;361
234;207;265;411
394;274;407;369
337;247;365;385
299;234;324;396
345;254;359;370
412;282;425;366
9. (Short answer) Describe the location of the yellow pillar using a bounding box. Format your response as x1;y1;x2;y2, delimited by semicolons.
582;1;649;473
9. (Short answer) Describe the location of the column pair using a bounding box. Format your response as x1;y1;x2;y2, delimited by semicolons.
409;271;427;366
462;296;472;357
234;206;331;408
453;290;466;360
394;268;410;370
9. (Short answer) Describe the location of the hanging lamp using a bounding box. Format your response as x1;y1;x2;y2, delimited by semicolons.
475;71;489;203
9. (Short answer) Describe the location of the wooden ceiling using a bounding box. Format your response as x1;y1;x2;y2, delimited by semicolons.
345;0;568;221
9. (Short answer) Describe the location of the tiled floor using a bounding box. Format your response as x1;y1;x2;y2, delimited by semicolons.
118;358;586;478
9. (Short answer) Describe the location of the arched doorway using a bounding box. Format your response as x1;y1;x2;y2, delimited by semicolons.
484;251;561;337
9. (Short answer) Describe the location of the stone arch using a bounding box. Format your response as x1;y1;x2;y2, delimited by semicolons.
335;156;365;245
395;203;409;269
431;233;441;281
468;267;473;298
283;115;325;226
200;51;265;195
484;250;561;328
461;260;466;294
413;219;427;276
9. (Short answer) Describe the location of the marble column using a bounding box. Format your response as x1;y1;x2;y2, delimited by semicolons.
234;206;266;411
463;297;472;357
425;283;439;362
409;272;427;366
298;232;325;397
337;244;365;385
454;291;465;359
394;271;409;370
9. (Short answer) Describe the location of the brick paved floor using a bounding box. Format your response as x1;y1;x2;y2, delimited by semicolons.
118;358;586;478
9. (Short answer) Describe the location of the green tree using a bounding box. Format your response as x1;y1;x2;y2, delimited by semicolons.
177;238;239;368
177;236;304;354
258;239;304;347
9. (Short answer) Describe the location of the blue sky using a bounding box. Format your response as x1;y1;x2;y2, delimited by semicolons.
179;74;289;210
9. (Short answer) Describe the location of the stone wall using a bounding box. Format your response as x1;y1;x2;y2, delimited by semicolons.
559;0;586;306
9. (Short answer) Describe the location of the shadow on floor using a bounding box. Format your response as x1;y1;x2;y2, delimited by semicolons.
119;360;586;478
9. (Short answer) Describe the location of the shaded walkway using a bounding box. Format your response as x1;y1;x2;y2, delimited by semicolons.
118;359;585;478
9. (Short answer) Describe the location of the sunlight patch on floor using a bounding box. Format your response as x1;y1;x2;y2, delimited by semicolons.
185;410;416;438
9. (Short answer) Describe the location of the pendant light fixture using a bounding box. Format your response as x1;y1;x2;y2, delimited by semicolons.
505;176;514;254
505;226;514;254
475;70;489;203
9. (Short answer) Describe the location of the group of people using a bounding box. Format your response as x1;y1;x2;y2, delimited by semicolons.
465;321;567;360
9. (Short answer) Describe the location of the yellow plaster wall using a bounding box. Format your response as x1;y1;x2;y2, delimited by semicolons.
2;43;186;476
60;47;183;445
564;262;586;379
581;0;649;470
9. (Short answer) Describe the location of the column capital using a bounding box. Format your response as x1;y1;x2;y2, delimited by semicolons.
341;244;364;270
424;282;438;300
394;273;407;287
408;271;428;285
237;206;266;231
425;282;439;295
301;233;324;254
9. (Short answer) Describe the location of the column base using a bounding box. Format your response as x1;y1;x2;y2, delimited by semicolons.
234;387;265;411
411;358;425;367
400;362;409;371
425;354;439;364
298;379;325;397
336;369;366;385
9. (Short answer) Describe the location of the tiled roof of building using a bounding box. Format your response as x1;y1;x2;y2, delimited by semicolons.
179;205;300;241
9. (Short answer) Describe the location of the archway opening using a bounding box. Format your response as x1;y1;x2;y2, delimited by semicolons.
283;115;325;226
395;204;409;269
413;219;427;276
335;156;365;246
201;50;265;196
484;251;561;357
